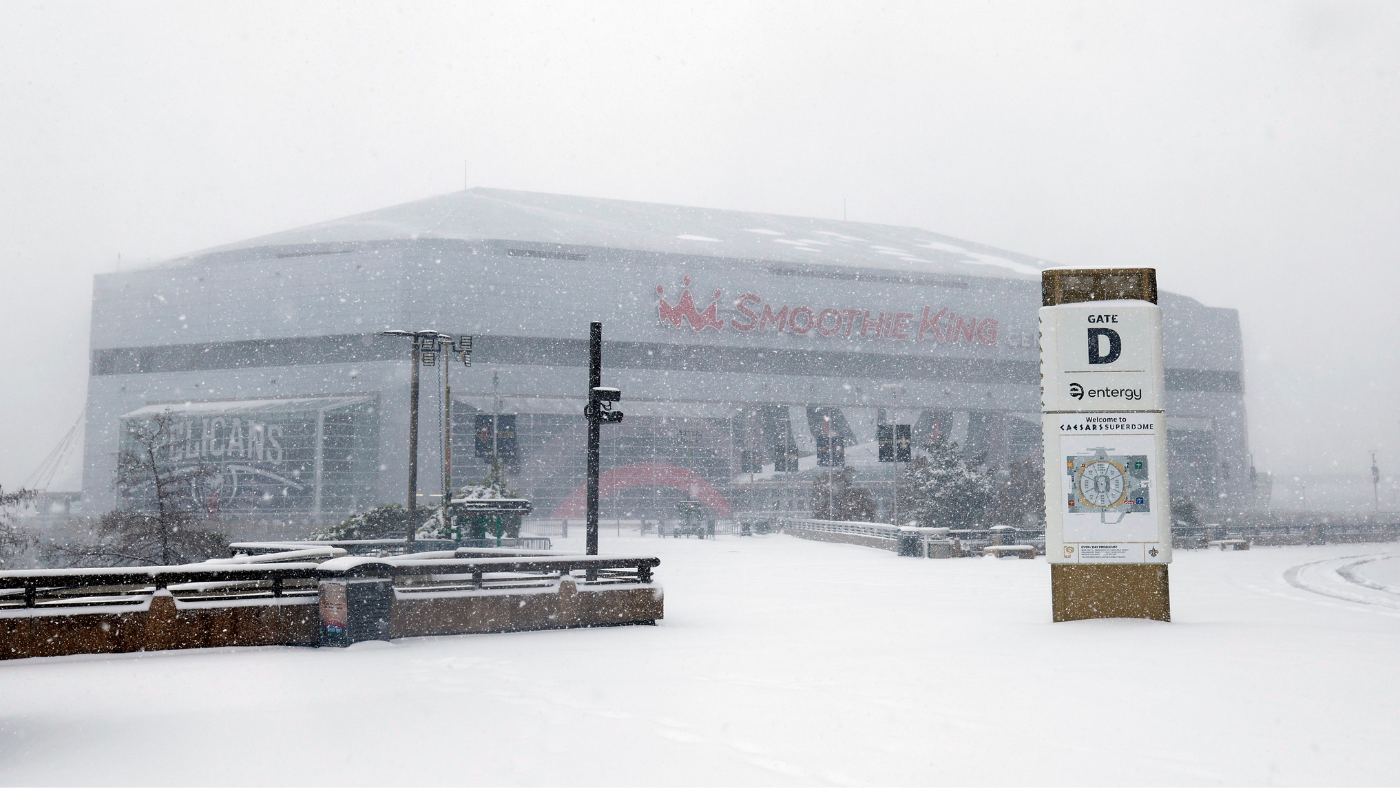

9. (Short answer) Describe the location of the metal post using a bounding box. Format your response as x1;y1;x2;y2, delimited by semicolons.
817;414;828;517
586;322;602;556
407;338;420;548
893;460;899;527
444;354;452;503
1372;451;1380;512
313;407;325;519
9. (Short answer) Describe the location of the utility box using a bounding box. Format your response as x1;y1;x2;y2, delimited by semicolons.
320;578;395;646
897;526;947;557
896;528;925;557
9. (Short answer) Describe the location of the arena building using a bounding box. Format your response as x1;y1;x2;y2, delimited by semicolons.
80;188;1251;536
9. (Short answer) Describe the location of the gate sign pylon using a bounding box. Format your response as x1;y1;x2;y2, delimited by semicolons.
1040;268;1172;622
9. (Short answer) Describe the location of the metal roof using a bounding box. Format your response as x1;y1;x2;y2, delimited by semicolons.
185;187;1052;281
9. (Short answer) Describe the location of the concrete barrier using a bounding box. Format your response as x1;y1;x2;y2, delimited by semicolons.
392;577;663;638
1;592;320;660
0;552;662;660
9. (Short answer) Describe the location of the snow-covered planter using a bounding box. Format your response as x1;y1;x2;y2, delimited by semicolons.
449;477;525;540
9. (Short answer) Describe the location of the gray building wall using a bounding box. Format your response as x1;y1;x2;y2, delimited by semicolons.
81;235;1250;533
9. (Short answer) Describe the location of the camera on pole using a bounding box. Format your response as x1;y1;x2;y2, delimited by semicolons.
588;386;624;423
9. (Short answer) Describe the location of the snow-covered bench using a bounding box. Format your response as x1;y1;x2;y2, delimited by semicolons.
1207;539;1250;551
981;545;1037;559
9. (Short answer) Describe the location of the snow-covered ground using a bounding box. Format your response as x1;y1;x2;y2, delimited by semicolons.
2;534;1398;786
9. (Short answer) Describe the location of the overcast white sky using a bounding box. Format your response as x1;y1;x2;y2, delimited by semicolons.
1;1;1397;493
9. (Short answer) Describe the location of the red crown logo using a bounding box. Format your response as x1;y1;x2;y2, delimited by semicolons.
657;277;724;332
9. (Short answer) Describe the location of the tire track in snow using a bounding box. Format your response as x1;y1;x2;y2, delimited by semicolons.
1283;553;1400;613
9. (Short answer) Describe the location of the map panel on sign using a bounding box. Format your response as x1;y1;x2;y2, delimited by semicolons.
1059;429;1159;543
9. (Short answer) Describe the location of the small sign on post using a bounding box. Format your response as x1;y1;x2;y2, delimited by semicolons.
740;450;761;474
878;425;913;463
816;436;844;466
474;415;494;458
1040;268;1172;622
495;414;518;461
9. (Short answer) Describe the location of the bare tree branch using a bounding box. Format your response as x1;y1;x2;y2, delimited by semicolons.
45;410;226;568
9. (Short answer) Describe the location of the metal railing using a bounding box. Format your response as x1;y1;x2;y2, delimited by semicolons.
779;518;905;540
328;554;659;592
0;563;326;610
451;537;553;550
0;549;659;612
779;519;1052;557
230;539;460;557
1171;517;1400;548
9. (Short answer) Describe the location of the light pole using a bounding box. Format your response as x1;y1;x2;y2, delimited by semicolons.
382;329;456;548
444;350;451;503
445;335;472;513
584;322;624;557
1372;451;1380;513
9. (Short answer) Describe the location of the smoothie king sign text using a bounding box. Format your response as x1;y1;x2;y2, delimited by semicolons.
656;277;998;344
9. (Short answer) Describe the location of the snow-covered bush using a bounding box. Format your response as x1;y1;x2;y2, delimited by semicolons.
899;435;995;529
1170;493;1202;526
810;467;877;522
312;503;437;541
982;459;1046;527
0;486;33;568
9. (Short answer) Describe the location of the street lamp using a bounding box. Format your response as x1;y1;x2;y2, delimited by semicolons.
1372;451;1381;513
381;329;459;548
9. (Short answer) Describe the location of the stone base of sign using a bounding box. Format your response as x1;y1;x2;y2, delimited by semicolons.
1051;564;1170;622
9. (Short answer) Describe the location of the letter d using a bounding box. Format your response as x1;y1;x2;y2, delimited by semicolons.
1087;327;1121;364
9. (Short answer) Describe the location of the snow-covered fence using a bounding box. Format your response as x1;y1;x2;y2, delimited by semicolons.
782;518;901;540
780;519;1045;558
453;537;553;550
0;548;662;660
231;539;459;556
780;518;907;552
0;563;327;610
229;537;554;555
0;562;326;660
1170;514;1400;549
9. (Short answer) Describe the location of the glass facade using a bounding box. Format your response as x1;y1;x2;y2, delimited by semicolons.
118;396;380;518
